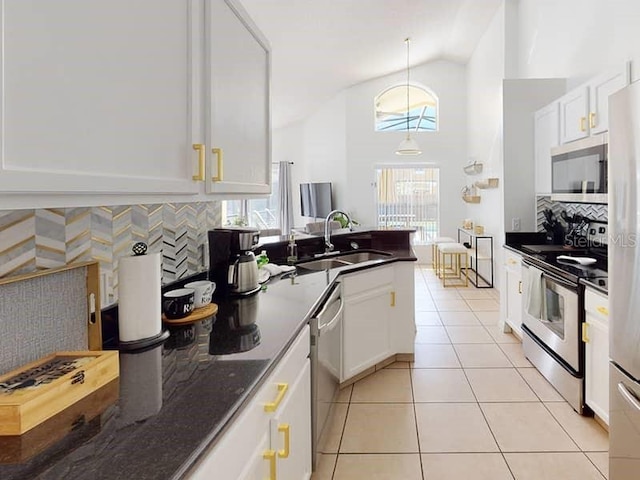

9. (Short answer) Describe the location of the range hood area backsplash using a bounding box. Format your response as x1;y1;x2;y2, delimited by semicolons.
0;201;222;306
536;195;608;233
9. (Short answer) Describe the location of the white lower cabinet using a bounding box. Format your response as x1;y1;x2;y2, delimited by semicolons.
502;249;523;337
584;288;609;425
187;326;311;480
341;265;394;381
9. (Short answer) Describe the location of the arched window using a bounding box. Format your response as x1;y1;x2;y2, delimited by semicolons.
374;84;438;132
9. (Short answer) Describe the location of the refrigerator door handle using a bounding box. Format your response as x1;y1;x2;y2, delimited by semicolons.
618;382;640;411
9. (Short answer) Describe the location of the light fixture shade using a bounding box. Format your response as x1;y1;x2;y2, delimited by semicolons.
396;134;422;156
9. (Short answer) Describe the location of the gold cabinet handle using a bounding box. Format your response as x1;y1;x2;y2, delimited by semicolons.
582;322;590;343
518;280;522;294
597;306;609;316
589;112;596;129
263;450;276;480
264;383;288;412
580;117;587;132
212;147;224;182
390;291;396;307
277;424;290;459
192;144;205;181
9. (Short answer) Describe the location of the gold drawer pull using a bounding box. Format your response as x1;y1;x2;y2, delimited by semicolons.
192;144;205;181
390;291;396;307
278;424;290;458
580;117;587;132
597;306;609;316
589;112;596;129
582;322;590;343
212;147;224;182
264;383;288;412
263;450;276;480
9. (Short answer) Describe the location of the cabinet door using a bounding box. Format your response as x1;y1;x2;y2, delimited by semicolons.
504;267;523;337
0;0;201;195
534;102;560;194
559;86;589;144
588;63;631;135
342;284;392;380
584;289;609;425
238;429;271;480
272;361;312;480
206;0;271;194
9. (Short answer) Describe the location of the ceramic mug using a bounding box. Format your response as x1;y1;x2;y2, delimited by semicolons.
184;280;215;308
162;288;195;319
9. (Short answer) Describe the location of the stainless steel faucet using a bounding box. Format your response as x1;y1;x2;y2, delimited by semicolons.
324;209;352;253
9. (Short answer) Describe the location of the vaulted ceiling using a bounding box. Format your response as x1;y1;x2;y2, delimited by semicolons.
241;0;503;128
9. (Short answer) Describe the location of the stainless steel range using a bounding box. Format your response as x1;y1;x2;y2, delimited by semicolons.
519;221;607;414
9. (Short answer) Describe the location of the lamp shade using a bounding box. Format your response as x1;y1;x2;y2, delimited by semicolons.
395;134;422;156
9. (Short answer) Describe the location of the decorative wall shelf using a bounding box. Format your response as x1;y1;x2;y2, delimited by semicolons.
474;178;499;189
462;195;481;204
463;163;483;175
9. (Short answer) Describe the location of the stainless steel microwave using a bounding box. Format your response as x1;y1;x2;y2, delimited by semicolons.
550;133;608;204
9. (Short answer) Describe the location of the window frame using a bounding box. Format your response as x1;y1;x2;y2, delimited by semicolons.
374;82;439;133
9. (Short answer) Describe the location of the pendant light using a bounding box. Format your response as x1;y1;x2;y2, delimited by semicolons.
396;37;422;156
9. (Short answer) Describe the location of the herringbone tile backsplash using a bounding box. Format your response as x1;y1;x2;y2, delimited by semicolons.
536;196;608;231
0;201;222;306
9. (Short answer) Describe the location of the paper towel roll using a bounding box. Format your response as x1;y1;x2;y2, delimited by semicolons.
118;252;162;343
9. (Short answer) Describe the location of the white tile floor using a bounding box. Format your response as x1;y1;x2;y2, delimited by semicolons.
312;265;609;480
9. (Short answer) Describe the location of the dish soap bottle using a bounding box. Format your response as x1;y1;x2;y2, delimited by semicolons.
256;250;269;268
287;233;298;265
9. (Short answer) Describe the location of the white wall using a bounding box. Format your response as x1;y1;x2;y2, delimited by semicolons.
274;59;468;250
344;61;468;241
466;3;505;270
517;0;640;83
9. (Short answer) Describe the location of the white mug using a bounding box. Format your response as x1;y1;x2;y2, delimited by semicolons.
184;280;215;308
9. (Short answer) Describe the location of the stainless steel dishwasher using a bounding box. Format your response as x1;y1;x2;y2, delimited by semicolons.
309;281;343;470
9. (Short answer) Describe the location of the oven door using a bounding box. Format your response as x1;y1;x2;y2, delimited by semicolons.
521;262;580;372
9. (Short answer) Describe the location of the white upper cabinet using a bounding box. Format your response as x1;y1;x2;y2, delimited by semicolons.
559;86;590;144
0;0;201;195
588;63;631;135
205;0;271;195
558;63;630;144
534;102;560;194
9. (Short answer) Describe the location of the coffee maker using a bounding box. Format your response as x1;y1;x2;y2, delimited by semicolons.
208;227;260;296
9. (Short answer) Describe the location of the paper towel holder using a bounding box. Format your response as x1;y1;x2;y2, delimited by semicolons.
117;243;170;352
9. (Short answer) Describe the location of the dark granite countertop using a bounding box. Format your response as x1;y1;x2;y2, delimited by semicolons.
0;230;415;480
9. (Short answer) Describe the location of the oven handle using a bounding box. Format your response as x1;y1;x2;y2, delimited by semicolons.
522;260;578;291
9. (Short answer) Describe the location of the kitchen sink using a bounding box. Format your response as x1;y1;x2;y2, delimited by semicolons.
296;250;392;271
331;251;391;263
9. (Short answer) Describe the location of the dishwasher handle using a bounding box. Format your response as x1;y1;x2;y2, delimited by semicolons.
318;298;344;336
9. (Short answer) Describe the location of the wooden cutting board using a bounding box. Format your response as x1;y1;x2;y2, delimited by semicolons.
0;350;119;436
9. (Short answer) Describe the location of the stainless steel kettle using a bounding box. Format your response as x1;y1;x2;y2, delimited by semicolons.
228;252;259;294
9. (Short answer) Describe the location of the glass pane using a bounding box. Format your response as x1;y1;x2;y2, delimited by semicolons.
375;166;439;245
542;286;565;339
375;85;437;132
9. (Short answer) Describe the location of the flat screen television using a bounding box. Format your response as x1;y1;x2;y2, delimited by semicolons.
300;182;333;218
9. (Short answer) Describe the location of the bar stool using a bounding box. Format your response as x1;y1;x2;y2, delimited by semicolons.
431;236;455;272
438;242;469;287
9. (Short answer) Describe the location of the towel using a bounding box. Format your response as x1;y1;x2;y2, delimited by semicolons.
261;263;296;276
526;266;545;319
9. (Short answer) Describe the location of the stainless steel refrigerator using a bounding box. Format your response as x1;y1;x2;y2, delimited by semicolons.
609;80;640;479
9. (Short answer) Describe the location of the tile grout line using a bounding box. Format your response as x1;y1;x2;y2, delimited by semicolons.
329;386;352;480
408;360;426;480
